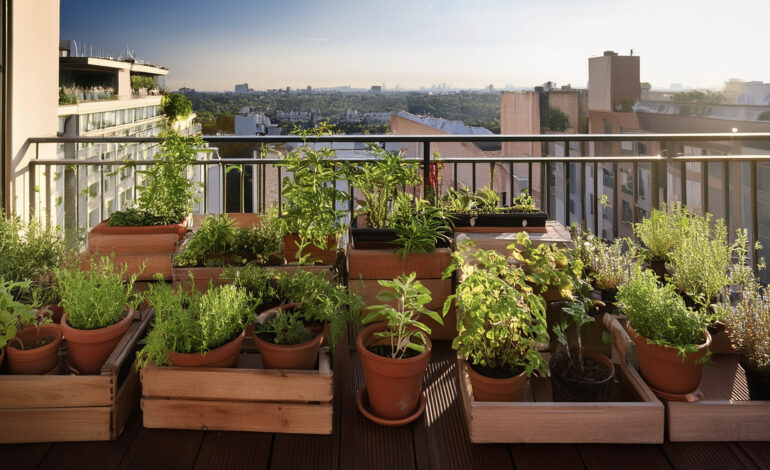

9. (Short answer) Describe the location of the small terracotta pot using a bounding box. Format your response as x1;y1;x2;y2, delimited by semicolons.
37;305;64;324
357;322;431;420
626;322;711;395
282;233;338;264
741;360;770;400
6;324;62;374
709;321;736;355
168;330;245;368
254;304;324;369
549;349;615;402
464;360;528;402
60;307;136;374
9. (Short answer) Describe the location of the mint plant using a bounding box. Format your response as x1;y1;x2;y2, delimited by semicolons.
0;280;40;348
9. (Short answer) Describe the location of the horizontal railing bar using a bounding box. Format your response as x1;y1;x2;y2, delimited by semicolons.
29;155;770;166
27;132;770;145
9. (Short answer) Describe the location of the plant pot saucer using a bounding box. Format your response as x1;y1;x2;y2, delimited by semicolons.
649;385;703;402
356;385;426;427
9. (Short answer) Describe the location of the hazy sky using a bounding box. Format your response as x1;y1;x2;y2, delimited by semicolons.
61;0;768;92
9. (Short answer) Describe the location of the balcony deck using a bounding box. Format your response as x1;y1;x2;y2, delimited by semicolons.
2;341;768;470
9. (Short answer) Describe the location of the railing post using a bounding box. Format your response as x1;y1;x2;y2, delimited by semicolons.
751;160;759;276
564;140;570;226
660;141;668;206
701;153;709;215
422;140;431;201
650;153;659;210
29;162;36;220
723;160;730;232
593;161;599;236
632;159;638;230
580;161;586;229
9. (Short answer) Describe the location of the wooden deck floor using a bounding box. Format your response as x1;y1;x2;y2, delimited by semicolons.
3;341;770;470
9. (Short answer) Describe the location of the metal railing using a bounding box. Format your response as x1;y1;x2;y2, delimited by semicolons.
28;132;770;278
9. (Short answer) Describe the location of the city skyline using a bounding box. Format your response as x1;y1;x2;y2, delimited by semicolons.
61;0;769;92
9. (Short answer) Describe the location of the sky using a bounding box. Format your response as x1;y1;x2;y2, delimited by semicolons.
61;0;769;92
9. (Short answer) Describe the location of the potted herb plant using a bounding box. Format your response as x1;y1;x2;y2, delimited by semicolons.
356;273;442;424
509;231;581;303
723;284;770;399
278;124;348;264
136;282;253;368
633;202;691;279
550;298;615;402
442;187;547;230
253;303;325;369
55;258;139;374
443;243;549;401
616;266;711;397
1;280;60;374
585;237;638;306
88;130;203;278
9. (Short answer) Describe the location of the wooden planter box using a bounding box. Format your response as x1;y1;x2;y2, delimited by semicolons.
141;346;333;435
453;220;572;255
348;247;456;339
86;218;189;281
191;212;262;230
0;309;153;443
458;349;664;444
605;315;770;441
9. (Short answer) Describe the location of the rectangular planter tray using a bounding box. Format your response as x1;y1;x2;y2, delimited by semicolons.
141;345;333;435
449;211;548;233
605;315;770;441
458;348;664;444
0;309;153;443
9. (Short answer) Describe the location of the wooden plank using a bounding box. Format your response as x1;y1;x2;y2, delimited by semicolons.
459;352;664;444
142;398;332;434
112;365;141;439
101;311;153;376
662;442;759;470
141;364;333;403
88;232;178;254
271;433;337;470
193;431;272;470
602;314;636;367
348;248;452;280
0;407;112;443
739;442;770;469
509;444;585;470
0;443;52;470
578;444;672;470
117;427;204;470
0;375;112;409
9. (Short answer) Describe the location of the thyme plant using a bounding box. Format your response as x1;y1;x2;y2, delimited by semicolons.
723;284;770;371
633;202;691;263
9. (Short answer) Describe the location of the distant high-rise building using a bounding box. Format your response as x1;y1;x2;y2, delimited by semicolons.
234;83;249;93
371;85;382;93
588;50;640;112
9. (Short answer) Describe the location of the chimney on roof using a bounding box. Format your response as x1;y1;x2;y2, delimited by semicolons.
603;50;617;56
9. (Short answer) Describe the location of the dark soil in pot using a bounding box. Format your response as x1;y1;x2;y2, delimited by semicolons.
741;361;770;400
549;349;614;402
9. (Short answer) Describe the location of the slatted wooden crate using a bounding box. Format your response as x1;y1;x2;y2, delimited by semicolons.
457;348;664;444
453;220;572;255
141;346;334;435
0;309;153;443
605;314;770;441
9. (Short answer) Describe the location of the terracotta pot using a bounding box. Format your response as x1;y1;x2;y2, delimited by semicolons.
357;322;431;420
6;324;62;375
464;360;528;402
0;348;4;368
549;349;615;402
60;307;136;374
168;330;245;368
647;259;667;282
282;233;338;264
741;360;770;400
91;217;187;240
37;304;63;324
625;322;711;395
709;321;736;355
254;303;324;369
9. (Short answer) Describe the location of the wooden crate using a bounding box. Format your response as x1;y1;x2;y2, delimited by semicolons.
347;247;455;339
141;346;334;435
458;349;664;444
0;309;153;443
453;220;572;255
604;314;770;441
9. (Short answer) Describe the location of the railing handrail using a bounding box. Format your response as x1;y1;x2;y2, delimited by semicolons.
27;131;770;145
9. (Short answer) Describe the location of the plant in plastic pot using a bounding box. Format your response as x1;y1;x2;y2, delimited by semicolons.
55;258;139;374
443;242;549;402
441;187;547;228
356;273;443;423
550;298;614;402
616;266;711;396
1;280;59;373
136;282;253;368
253;303;324;369
721;284;770;400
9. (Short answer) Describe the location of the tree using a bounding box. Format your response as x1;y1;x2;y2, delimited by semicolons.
758;111;770;121
544;107;570;131
161;94;193;122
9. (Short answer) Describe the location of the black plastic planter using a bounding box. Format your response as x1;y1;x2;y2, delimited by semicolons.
449;211;548;228
742;360;770;400
549;349;615;402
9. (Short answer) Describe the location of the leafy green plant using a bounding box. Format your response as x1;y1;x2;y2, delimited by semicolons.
110;129;203;226
175;214;239;267
509;231;582;300
130;75;157;92
363;273;442;359
255;306;314;345
0;281;40;348
443;242;549;377
233;211;283;265
511;190;537;212
552;300;596;373
723;284;770;371
54;257;137;330
136;282;253;367
633;202;691;263
390;193;451;258
616;266;708;357
278;124;349;262
586;238;638;291
160;93;193;122
346;144;422;228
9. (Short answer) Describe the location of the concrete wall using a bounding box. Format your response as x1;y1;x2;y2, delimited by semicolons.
588;53;640;112
500;91;541;158
8;0;60;217
548;91;581;132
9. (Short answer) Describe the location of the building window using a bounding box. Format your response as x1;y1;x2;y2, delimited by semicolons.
622;200;633;223
621;168;633;195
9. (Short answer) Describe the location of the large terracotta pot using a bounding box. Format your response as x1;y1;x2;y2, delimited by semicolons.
282;233;337;264
357;322;431;420
626;322;711;395
37;304;64;324
91;217;188;240
6;324;62;374
549;349;615;402
168;330;245;368
464;360;528;402
60;307;136;374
